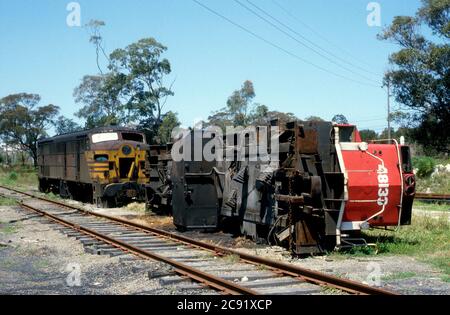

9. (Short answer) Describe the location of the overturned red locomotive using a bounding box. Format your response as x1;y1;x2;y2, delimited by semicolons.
145;120;415;254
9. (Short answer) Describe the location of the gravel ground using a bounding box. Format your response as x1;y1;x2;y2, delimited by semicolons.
235;248;450;295
0;205;213;295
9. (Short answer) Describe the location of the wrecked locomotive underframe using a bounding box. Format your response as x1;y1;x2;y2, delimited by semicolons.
144;118;415;255
146;120;347;255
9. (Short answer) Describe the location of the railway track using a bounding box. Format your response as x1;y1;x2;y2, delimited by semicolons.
415;193;450;204
0;185;397;295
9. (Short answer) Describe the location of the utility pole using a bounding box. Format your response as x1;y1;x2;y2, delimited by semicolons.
387;79;391;143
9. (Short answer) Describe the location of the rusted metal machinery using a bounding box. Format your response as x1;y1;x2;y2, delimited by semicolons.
37;127;149;208
145;120;416;255
144;144;173;213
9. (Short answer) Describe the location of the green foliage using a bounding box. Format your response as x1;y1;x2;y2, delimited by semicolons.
74;35;174;143
157;111;181;143
378;0;450;153
54;116;82;135
0;93;59;166
109;38;174;141
359;129;378;142
0;196;18;206
207;81;298;129
304;116;325;122
412;156;436;178
415;169;450;194
8;171;18;181
0;167;38;188
74;74;127;128
208;80;256;127
374;215;449;254
331;114;348;124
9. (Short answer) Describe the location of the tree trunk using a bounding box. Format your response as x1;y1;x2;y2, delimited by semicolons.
31;147;38;168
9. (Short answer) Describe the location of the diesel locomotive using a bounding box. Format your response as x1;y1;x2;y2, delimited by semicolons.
145;120;416;254
37;127;150;207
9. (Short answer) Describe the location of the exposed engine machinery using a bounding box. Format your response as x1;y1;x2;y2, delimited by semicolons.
145;120;416;254
37;127;150;208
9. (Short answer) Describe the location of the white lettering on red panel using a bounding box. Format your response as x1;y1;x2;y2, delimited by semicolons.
377;164;389;206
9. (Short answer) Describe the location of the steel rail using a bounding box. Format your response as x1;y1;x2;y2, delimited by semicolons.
415;193;450;203
0;185;397;295
19;202;257;295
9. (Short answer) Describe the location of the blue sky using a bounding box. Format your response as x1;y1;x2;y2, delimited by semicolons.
0;0;421;133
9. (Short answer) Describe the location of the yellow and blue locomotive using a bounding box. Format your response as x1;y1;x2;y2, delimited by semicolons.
37;127;149;207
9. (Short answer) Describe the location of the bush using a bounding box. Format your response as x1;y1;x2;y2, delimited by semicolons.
8;171;18;181
413;156;436;178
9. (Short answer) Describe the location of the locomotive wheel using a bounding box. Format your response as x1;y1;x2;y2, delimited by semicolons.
38;179;49;193
59;181;72;199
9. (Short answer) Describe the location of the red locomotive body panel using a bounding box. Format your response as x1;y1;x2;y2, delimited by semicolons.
341;144;403;227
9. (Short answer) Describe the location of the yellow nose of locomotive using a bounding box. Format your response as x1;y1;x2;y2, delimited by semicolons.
89;144;147;184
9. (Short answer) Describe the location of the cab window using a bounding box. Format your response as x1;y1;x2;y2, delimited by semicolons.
92;132;119;143
339;126;355;142
122;132;144;143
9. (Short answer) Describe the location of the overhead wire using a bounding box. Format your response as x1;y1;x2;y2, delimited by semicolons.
240;0;381;85
191;0;382;89
271;0;383;77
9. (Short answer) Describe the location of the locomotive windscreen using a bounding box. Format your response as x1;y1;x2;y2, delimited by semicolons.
122;133;144;143
92;132;119;143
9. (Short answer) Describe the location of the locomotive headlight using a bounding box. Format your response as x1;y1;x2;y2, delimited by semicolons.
122;145;132;155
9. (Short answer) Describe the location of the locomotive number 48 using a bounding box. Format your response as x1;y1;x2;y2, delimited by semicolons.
377;164;390;206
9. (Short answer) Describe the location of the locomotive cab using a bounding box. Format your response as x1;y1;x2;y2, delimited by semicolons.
87;130;149;207
334;125;415;247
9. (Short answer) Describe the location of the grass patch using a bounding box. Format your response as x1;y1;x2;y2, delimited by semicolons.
321;287;344;295
126;202;146;212
42;192;62;201
414;201;449;212
0;222;19;234
416;172;450;195
222;254;240;264
365;215;449;256
0;166;38;189
0;196;18;206
335;215;450;280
